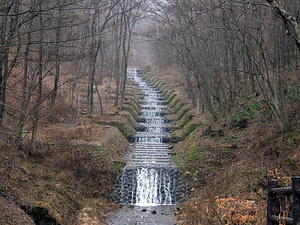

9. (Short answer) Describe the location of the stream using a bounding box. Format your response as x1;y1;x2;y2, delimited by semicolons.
106;69;187;225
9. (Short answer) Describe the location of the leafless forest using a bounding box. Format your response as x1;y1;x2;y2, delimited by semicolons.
148;0;299;132
1;0;299;145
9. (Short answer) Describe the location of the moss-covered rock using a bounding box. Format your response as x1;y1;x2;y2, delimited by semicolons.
153;79;161;88
179;114;194;129
122;105;139;120
166;90;175;100
182;123;199;139
161;85;171;95
174;102;184;114
108;121;135;139
170;96;180;107
157;82;165;90
170;134;183;143
127;100;140;113
121;113;139;130
148;77;158;85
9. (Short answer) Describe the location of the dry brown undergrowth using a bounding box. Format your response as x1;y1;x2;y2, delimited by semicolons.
149;65;299;225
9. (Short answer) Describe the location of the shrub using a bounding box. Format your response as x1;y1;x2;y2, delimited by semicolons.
229;102;262;129
177;194;264;225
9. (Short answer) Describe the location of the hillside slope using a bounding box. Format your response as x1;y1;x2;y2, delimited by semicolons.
144;65;299;224
0;79;142;224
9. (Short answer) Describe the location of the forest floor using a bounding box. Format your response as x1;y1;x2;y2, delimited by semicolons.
146;65;300;224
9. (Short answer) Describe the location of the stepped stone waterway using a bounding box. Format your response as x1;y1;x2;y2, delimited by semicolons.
106;69;188;225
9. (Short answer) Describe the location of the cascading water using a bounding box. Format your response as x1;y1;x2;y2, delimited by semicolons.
111;69;186;208
135;168;172;206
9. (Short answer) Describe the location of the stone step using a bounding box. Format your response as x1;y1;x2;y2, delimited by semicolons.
143;97;166;101
130;145;170;149
127;157;172;161
126;162;173;166
140;89;161;93
126;160;174;165
130;148;170;152
127;154;170;157
126;158;171;162
141;106;168;110
135;132;170;137
136;117;170;123
131;137;170;144
130;148;171;153
139;112;167;117
141;110;168;114
129;153;170;156
130;151;170;154
130;144;169;147
140;101;168;106
141;116;166;119
125;162;176;168
139;124;168;127
127;156;170;160
130;155;170;159
130;146;170;149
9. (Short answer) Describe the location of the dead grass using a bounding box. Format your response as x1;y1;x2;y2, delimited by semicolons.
0;124;125;224
178;191;265;225
0;195;35;225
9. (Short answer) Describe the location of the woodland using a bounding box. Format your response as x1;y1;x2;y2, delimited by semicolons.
0;0;299;224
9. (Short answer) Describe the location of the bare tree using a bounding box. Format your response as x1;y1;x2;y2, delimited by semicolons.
87;0;119;117
120;0;145;107
48;0;63;118
0;0;21;125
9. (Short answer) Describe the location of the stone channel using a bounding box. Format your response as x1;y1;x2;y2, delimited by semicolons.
106;69;188;225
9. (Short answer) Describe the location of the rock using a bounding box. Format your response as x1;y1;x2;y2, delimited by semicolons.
167;145;174;149
184;171;191;176
77;208;101;225
151;210;157;214
167;152;176;156
236;118;248;129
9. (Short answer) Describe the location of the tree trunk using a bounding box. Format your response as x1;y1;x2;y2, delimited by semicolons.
32;3;44;152
95;79;104;114
0;0;21;125
49;0;62;118
18;30;31;144
114;13;122;107
265;0;300;50
0;5;9;125
120;13;130;108
87;52;96;117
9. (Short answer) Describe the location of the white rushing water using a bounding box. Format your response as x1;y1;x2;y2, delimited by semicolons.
135;168;172;206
